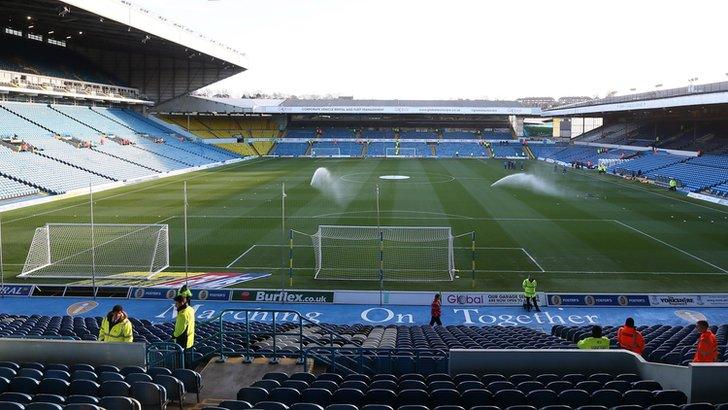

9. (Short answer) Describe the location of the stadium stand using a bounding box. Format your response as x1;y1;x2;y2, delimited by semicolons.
491;142;526;158
271;142;310;156
553;324;728;366
434;142;487;158
235;370;697;409
311;142;363;157
609;152;686;176
0;175;39;201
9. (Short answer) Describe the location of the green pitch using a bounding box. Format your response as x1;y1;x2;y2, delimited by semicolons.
2;157;728;292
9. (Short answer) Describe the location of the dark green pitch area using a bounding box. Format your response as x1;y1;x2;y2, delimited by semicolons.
2;158;728;292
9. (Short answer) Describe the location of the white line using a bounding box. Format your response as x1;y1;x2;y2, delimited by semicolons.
613;219;728;274
179;213;611;222
521;248;545;272
250;244;526;250
226;245;257;268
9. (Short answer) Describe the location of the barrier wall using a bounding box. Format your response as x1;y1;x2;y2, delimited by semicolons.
0;339;146;367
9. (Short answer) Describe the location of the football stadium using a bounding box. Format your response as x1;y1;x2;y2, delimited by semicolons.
0;0;727;409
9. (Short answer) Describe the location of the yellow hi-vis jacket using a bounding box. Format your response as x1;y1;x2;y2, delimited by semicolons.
577;336;610;349
522;279;537;298
173;305;195;349
99;315;133;342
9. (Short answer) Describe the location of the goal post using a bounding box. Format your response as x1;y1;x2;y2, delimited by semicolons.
298;225;464;282
311;147;341;157
19;223;169;280
386;147;417;157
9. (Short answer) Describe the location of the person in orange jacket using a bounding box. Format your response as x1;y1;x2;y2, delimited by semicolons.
693;320;718;363
429;294;442;326
617;317;645;355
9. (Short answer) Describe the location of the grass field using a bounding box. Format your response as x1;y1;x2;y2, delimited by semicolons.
2;157;728;292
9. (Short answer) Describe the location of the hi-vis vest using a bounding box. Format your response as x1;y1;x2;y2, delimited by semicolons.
523;279;537;298
578;336;610;350
99;317;133;343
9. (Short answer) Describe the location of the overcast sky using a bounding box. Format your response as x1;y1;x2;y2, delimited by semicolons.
131;0;728;100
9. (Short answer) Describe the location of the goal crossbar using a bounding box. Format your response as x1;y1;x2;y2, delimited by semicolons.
304;225;457;282
19;223;170;280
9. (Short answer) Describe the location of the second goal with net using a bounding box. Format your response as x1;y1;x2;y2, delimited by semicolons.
385;147;417;157
293;225;471;282
19;223;169;280
311;147;341;157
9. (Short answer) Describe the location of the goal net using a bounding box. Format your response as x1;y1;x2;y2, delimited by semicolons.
309;225;455;281
386;147;417;157
19;223;169;280
311;147;341;157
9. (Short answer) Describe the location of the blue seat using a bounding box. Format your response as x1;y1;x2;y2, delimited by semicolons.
62;405;103;410
237;387;269;405
332;388;364;407
253;380;281;392
575;381;601;394
147;368;172;378
300;389;333;407
172;369;203;403
65;396;99;405
69;380;99;397
95;365;120;374
32;395;64;405
43;371;70;382
0;402;24;410
17;369;42;381
290;373;316;385
99;381;130;397
535;374;560;385
70;372;97;383
623;390;654;407
362;405;393;410
590;389;622;408
430;389;460;408
365;389;396;406
426;374;452;383
38;379;69;396
20;363;44;372
263;373;289;383
130;381;167;410
509;374;533;385
370;380;397;392
119;367;145;377
527;389;558;408
25;403;63;410
604;380;631;393
98;372;124;383
318;374;344;384
396;389;428;408
323;405;357;410
125;373;152;384
218;400;252;410
632;381;662;391
654;390;687;405
254;401;288;410
494;389;528;408
8;377;39;395
153;375;186;410
99;397;142;410
647;405;680;410
559;389;590;407
289;404;323;410
0;369;16;380
545;381;573;394
518;381;544;395
487;381;515;393
0;363;20;372
588;373;613;384
68;365;93;373
429;381;456;392
453;374;479;384
462;389;493;408
681;403;716;410
0;393;32;404
398;380;426;391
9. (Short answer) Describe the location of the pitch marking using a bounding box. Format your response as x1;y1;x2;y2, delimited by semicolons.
521;248;545;272
226;245;257;268
613;219;728;274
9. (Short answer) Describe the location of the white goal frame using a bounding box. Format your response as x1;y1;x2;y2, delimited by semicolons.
19;223;170;280
309;225;456;282
386;147;417;157
311;147;341;157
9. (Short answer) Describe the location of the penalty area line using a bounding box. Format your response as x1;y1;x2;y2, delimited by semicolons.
521;248;545;272
613;219;728;274
226;245;257;268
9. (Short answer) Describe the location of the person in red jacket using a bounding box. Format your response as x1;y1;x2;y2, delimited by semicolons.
693;320;718;363
617;317;645;355
429;294;442;326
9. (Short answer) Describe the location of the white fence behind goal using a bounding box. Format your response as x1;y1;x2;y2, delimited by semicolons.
311;225;454;282
311;147;341;157
20;223;169;280
385;147;417;157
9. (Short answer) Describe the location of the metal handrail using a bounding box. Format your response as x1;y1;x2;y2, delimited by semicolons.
212;308;359;364
303;346;450;374
146;341;186;370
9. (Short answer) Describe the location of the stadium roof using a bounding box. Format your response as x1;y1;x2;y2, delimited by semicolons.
155;96;539;115
2;0;248;104
544;81;728;116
